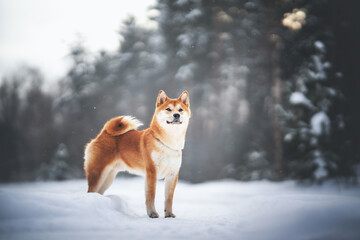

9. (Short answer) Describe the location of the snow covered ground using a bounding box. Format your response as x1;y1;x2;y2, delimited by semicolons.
1;177;360;240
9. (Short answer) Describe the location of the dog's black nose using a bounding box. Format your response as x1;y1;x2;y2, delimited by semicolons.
173;113;180;119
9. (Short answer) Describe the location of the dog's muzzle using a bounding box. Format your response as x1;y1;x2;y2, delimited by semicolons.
167;114;182;124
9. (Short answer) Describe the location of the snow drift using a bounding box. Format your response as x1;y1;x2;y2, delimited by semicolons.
1;178;360;240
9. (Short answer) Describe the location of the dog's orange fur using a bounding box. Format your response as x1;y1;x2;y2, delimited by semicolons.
84;90;190;218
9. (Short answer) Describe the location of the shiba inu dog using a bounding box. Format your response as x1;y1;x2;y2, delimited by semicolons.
84;90;190;218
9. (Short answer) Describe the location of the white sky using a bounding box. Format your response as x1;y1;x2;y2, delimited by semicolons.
0;0;156;83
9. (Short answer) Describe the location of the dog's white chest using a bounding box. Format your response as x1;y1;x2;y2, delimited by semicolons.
151;143;182;179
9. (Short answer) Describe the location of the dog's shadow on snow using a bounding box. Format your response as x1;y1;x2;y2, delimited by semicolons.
105;195;142;218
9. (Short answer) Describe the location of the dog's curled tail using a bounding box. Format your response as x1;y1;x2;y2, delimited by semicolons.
104;116;143;136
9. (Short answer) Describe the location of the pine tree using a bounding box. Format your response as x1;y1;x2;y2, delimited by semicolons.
284;41;336;181
155;0;272;181
281;0;355;182
0;67;58;181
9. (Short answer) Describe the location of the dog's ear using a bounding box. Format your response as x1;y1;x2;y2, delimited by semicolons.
156;90;168;107
178;91;189;106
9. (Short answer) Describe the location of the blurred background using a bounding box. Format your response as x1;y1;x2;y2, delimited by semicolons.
0;0;359;184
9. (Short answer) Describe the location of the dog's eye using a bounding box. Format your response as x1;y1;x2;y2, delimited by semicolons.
179;108;183;112
166;108;171;111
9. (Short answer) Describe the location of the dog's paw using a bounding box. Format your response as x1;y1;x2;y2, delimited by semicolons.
165;212;176;218
148;211;159;218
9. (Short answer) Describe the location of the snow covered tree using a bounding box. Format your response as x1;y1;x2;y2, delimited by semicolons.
153;0;291;181
283;39;354;182
109;16;167;122
280;0;356;183
284;41;335;181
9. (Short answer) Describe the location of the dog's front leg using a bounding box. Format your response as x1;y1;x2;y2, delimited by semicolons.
145;166;159;218
164;173;178;218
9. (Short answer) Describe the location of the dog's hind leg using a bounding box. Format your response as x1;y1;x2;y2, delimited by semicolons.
86;164;115;194
87;170;100;193
86;167;105;193
84;144;105;193
98;168;118;195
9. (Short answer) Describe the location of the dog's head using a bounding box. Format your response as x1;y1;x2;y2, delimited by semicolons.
154;90;191;129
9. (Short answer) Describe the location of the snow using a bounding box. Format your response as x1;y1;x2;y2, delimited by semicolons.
174;63;196;82
311;55;327;80
174;0;189;7
185;9;202;21
177;33;193;47
311;111;330;136
289;91;313;108
313;150;328;179
314;41;326;53
284;132;295;142
1;178;360;240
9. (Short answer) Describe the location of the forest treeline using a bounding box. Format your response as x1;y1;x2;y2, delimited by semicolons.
1;0;359;183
